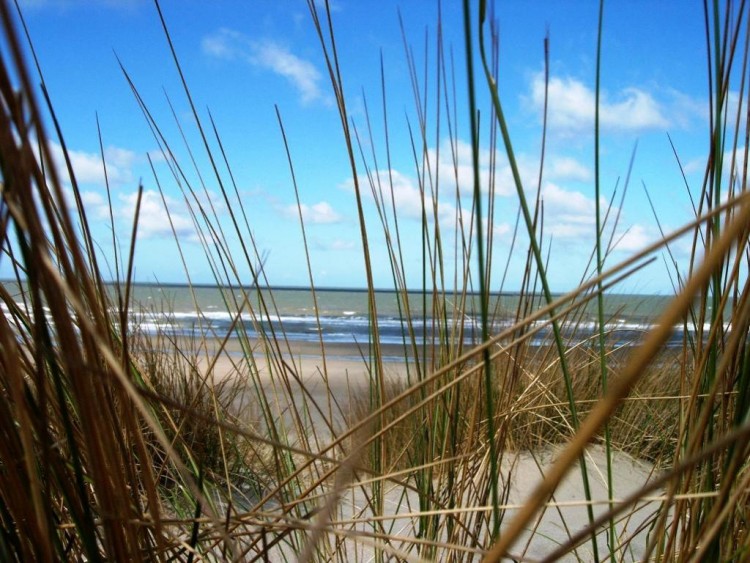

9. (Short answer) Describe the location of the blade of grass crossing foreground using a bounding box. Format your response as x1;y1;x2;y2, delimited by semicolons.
475;0;599;553
461;0;500;539
593;0;617;557
0;15;108;549
275;105;333;421
306;1;388;556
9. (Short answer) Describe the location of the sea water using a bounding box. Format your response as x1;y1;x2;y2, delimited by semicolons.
2;281;716;349
115;283;685;349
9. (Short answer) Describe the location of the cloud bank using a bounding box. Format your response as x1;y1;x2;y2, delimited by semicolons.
528;74;671;135
202;29;325;105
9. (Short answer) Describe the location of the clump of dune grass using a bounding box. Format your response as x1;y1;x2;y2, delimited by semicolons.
1;0;750;561
128;318;272;508
348;340;685;472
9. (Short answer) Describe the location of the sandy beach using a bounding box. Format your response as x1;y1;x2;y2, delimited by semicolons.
169;335;663;561
188;336;411;412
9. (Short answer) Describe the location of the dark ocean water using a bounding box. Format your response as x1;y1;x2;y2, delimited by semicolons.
1;282;714;349
119;284;688;349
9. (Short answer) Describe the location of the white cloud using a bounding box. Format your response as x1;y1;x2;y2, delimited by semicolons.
103;146;138;170
529;74;670;135
65;184;199;241
482;217;512;241
494;152;543;197
669;88;708;128
252;42;324;105
428;138;520;197
611;224;653;253
201;29;237;59
346;168;457;224
202;29;325;105
191;189;228;216
537;182;658;254
543;182;595;215
680;157;702;176
722;145;749;186
287;201;342;224
49;141;136;185
79;190;106;208
540;182;599;240
451;141;592;191
548;156;592;182
373;138;588;201
117;189;194;239
345;139;597;237
428;139;488;196
62;187;111;222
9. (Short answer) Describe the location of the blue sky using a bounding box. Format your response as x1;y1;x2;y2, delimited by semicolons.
5;1;727;293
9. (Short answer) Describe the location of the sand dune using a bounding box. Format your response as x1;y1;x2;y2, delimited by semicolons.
177;337;663;561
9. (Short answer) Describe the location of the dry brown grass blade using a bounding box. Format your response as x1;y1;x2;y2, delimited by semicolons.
482;192;750;561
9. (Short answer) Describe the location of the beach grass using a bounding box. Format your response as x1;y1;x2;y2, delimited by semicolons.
1;0;750;561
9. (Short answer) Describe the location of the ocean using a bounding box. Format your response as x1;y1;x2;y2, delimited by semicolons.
3;281;709;350
117;283;683;349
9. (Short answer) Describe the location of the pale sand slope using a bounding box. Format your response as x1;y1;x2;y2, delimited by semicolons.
240;446;660;562
191;339;661;561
